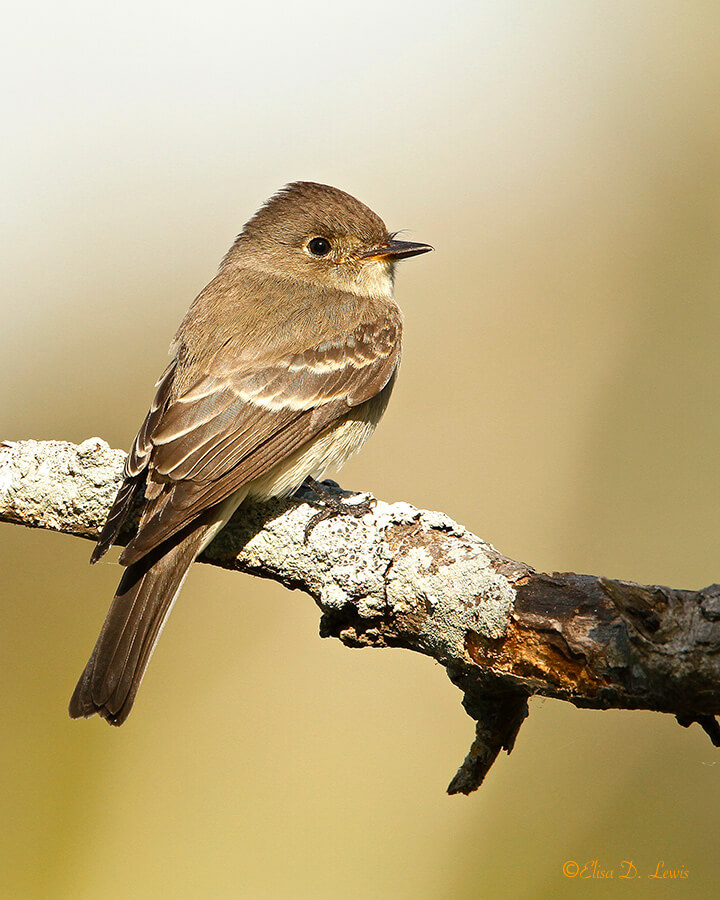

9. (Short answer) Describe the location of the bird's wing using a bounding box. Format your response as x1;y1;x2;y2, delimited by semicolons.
100;309;401;566
90;358;178;563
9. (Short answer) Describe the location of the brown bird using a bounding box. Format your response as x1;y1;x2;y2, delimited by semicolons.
69;181;432;725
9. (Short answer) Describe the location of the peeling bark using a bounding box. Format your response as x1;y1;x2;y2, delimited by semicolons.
2;437;719;793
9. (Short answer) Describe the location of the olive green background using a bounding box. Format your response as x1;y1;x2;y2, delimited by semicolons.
2;3;720;898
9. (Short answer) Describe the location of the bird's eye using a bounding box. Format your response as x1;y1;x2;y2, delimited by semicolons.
307;237;331;257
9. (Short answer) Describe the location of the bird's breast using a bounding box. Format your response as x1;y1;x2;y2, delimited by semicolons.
246;375;396;501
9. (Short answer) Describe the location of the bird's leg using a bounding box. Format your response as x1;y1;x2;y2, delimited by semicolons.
299;476;376;543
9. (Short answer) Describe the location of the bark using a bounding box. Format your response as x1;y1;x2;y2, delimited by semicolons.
2;437;719;793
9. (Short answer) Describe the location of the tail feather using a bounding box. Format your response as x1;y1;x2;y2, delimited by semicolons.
69;523;207;725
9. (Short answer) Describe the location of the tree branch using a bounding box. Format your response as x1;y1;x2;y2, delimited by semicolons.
2;437;719;793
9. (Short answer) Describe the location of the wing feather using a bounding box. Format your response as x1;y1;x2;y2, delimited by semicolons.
90;358;179;563
104;307;401;566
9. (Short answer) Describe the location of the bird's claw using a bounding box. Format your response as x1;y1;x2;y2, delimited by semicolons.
300;477;376;543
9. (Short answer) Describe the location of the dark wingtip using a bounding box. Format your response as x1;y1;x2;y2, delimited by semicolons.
90;476;142;565
89;543;106;565
89;522;118;564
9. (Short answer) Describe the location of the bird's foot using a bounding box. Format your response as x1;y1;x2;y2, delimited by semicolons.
299;477;376;543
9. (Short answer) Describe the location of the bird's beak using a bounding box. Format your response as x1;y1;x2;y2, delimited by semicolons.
361;239;434;261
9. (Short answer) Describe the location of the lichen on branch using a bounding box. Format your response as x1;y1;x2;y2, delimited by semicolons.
2;437;719;793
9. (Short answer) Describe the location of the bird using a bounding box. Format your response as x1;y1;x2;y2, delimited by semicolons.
69;181;432;725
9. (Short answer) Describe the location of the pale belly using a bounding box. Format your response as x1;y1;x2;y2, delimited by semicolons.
247;378;394;500
197;376;396;550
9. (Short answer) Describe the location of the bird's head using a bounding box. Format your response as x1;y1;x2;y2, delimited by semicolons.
225;181;432;298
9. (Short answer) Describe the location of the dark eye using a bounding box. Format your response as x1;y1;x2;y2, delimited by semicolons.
307;237;331;257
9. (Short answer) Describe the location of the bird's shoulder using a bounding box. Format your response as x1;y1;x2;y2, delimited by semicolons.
124;271;401;479
172;266;402;393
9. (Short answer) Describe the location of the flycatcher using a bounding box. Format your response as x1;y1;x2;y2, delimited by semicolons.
69;181;432;725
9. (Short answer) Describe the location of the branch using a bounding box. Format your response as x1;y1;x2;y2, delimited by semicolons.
2;438;719;793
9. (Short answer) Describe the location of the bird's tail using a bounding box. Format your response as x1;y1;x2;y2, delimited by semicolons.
69;521;210;726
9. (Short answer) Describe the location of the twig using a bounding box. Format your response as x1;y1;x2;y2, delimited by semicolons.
2;437;719;793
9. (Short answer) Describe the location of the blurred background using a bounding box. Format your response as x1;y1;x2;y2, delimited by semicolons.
2;2;720;897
